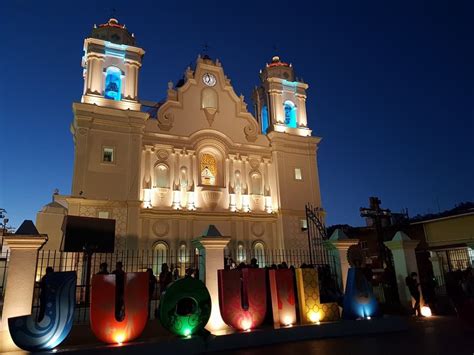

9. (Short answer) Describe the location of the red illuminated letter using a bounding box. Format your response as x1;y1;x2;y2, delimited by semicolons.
90;272;148;344
218;268;267;331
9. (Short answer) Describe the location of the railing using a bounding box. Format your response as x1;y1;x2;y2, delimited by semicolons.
0;250;9;316
32;249;200;324
305;204;331;266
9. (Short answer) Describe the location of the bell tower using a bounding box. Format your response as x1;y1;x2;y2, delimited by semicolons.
253;56;311;137
81;18;145;111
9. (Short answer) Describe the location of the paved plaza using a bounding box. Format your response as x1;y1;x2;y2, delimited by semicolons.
219;317;473;355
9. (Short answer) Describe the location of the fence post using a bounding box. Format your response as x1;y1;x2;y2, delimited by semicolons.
324;229;358;293
192;234;230;333
384;231;420;309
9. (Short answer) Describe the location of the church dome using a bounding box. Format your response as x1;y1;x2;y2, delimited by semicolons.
268;56;289;68
260;55;295;82
90;18;136;46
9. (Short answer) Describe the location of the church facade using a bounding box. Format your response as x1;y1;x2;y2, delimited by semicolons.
36;18;324;256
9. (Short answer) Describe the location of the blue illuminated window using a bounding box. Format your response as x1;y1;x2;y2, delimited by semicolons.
104;66;122;101
283;100;297;128
261;105;269;134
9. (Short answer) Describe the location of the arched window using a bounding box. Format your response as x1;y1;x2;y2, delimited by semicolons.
154;163;169;188
234;170;242;192
201;88;218;110
253;241;265;267
153;241;168;275
104;66;122;101
178;243;188;264
237;243;246;263
179;166;188;189
250;171;263;195
261;105;269;134
283;100;297;128
201;153;217;186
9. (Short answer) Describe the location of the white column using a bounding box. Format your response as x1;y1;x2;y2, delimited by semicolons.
1;235;47;331
385;231;420;308
325;229;359;292
192;236;231;333
88;55;104;95
296;94;308;127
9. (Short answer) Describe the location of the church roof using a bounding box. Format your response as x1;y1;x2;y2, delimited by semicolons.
201;225;223;237
15;220;39;235
90;18;136;46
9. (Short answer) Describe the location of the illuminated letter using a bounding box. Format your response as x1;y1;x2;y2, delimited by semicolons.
295;268;340;324
8;272;76;351
159;277;211;337
342;268;379;319
269;269;296;327
90;272;148;344
218;268;266;331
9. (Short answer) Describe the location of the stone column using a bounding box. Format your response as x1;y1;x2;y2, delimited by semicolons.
1;235;47;330
324;229;359;292
296;94;308;127
192;236;230;333
384;231;420;308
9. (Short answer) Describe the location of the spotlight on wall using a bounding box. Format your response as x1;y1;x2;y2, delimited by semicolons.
300;219;308;232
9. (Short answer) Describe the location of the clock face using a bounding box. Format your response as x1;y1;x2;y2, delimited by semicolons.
202;73;217;87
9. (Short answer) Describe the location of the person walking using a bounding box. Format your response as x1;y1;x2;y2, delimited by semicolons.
406;272;421;316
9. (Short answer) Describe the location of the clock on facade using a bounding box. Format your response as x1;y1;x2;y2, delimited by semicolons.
202;73;217;87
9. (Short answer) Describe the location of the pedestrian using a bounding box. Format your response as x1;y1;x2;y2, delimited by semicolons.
159;263;172;295
405;272;421;316
97;262;109;275
146;268;156;318
112;261;126;321
250;258;259;269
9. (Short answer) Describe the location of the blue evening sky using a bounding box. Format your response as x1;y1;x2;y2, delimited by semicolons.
1;0;473;229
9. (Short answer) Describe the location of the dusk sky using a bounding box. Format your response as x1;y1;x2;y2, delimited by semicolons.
1;0;473;230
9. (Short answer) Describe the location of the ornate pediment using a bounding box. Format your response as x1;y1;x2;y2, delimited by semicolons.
155;56;261;144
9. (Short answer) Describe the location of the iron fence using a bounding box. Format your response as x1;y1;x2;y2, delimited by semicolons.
227;247;341;301
31;247;340;324
32;249;200;324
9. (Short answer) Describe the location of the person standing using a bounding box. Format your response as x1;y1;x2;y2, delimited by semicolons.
406;272;421;316
159;263;172;295
97;262;109;275
146;268;157;318
112;261;126;321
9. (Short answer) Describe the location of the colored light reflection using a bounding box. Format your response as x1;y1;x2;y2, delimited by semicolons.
421;306;432;317
308;311;321;324
283;315;294;326
114;332;125;345
240;318;252;331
